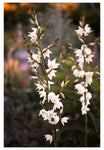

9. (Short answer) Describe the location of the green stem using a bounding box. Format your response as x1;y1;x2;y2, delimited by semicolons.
54;126;57;147
38;38;49;93
85;114;87;147
83;43;88;147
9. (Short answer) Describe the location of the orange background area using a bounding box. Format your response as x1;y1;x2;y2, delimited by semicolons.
4;3;78;13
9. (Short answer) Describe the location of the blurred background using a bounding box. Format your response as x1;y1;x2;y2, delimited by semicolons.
4;3;100;147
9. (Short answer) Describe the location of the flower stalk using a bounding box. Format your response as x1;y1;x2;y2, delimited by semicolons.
85;114;87;147
23;8;69;146
53;126;57;147
38;38;49;93
71;14;98;146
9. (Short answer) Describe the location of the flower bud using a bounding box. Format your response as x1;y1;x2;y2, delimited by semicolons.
60;92;65;99
60;107;63;115
65;80;70;87
61;81;64;88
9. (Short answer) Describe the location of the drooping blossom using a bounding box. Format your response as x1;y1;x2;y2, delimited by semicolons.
81;104;90;115
84;24;92;36
39;109;60;125
86;92;92;101
73;69;85;78
53;101;63;110
85;54;94;64
85;71;93;85
75;82;87;95
77;56;84;70
39;109;48;120
61;117;69;126
84;46;91;56
74;49;82;57
38;90;46;101
35;83;45;91
48;92;60;103
44;134;53;144
48;92;63;110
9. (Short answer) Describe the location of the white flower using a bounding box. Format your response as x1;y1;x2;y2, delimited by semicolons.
85;54;94;64
81;104;90;115
49;115;59;125
61;117;69;126
48;59;60;69
42;48;52;58
28;28;37;43
81;44;86;51
48;92;60;103
79;93;91;106
47;110;59;125
81;44;91;56
39;109;60;125
31;63;39;69
38;90;46;101
74;49;82;57
48;92;63;110
75;26;84;36
85;71;93;85
75;24;91;37
48;92;56;102
47;109;56;119
79;94;84;103
86;92;92;101
75;83;87;95
27;57;33;63
32;54;41;63
84;47;91;55
53;101;63;110
40;80;54;90
79;70;85;78
73;69;85;78
35;83;45;91
27;55;40;69
48;81;54;90
48;81;54;85
86;99;90;105
77;56;84;70
46;69;57;80
84;24;92;36
44;134;53;144
73;69;79;77
39;109;48;120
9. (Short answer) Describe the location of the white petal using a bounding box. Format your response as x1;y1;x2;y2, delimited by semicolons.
61;117;69;126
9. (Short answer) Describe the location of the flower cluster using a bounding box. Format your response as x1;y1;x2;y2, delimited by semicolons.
75;24;92;37
72;17;95;115
25;10;69;144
